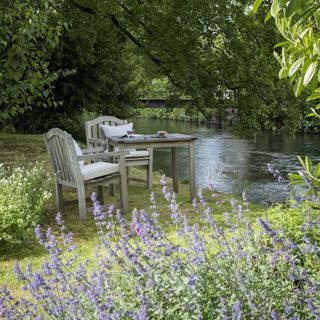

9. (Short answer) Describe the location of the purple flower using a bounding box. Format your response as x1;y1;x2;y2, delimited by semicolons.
187;274;198;288
13;260;25;281
137;304;148;320
267;163;283;182
283;299;291;314
257;217;274;236
90;192;97;202
160;174;166;186
220;298;228;320
232;301;241;320
2;178;320;319
298;171;311;186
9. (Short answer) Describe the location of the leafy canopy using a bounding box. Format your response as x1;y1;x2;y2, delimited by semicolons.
0;0;68;127
253;0;320;195
253;0;320;116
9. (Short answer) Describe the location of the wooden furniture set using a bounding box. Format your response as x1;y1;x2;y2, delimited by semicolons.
45;116;196;220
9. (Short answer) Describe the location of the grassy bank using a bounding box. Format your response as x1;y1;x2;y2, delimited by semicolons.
130;107;214;123
0;132;265;297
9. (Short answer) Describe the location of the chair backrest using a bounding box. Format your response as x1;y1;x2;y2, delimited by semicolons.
85;116;127;148
44;128;82;187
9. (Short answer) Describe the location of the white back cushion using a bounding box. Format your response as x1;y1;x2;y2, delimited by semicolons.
100;123;133;138
73;139;84;167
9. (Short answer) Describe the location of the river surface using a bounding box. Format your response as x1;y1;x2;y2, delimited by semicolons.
132;118;320;204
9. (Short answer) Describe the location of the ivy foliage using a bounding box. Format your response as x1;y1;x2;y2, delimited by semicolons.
0;0;69;127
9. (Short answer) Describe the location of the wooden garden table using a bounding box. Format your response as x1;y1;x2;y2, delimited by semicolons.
108;133;197;200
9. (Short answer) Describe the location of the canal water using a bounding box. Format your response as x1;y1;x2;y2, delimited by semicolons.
132;118;320;204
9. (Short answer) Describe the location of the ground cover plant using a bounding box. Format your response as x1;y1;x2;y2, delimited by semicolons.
0;162;52;247
1;175;320;319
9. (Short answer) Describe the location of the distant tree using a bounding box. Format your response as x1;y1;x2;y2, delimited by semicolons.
72;0;310;136
106;0;305;136
12;0;137;137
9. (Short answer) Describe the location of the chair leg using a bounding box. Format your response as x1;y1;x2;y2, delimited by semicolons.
55;180;63;211
98;186;104;205
119;163;128;213
77;184;87;220
147;148;153;190
126;167;131;185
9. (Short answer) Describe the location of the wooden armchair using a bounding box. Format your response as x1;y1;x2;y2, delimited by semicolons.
85;116;153;189
44;128;129;219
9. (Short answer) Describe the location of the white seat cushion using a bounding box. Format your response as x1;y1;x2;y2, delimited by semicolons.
126;150;149;158
81;162;119;180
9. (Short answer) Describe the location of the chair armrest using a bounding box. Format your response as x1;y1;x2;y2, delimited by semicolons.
88;137;108;146
81;147;105;154
77;150;130;161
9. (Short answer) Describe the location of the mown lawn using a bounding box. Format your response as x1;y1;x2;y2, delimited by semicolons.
0;132;264;298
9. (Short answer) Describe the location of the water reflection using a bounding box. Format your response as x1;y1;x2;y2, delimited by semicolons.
132;118;320;203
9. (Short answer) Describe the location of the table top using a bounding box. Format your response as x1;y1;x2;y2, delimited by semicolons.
108;133;197;144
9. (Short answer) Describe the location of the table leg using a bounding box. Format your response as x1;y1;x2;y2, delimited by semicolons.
109;142;115;196
172;147;179;193
189;141;195;200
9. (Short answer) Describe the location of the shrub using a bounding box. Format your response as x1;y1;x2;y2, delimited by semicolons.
266;201;320;247
1;177;320;319
0;162;52;246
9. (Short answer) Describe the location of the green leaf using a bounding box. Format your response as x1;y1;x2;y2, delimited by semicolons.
303;61;317;86
301;59;312;75
306;112;315;117
285;0;301;18
288;57;304;77
294;76;303;96
273;51;282;65
279;67;288;79
288;173;302;180
274;41;290;48
305;156;312;173
290;73;297;85
289;180;304;186
308;70;319;94
308;108;320;118
306;92;320;101
306;188;313;197
43;89;49;98
315;163;320;177
253;0;263;13
264;11;272;23
271;0;280;17
297;155;305;168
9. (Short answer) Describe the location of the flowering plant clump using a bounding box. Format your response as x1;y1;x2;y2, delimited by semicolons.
1;176;320;319
0;162;52;246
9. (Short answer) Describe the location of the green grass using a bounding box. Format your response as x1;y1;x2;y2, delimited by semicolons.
0;131;265;298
